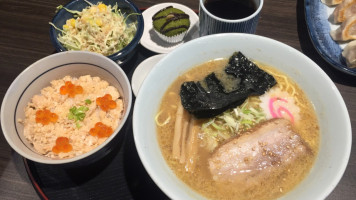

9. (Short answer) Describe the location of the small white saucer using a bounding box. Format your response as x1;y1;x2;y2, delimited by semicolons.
131;54;166;96
140;3;199;54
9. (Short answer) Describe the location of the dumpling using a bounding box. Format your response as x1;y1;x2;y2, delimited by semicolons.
342;40;356;68
332;0;356;23
321;0;344;6
330;15;356;41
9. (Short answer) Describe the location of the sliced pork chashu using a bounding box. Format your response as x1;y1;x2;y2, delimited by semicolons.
208;118;311;184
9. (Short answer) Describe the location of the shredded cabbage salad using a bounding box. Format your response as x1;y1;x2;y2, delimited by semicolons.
201;100;266;151
50;0;138;56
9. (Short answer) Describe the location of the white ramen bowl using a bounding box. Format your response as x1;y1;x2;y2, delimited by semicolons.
1;51;132;165
133;33;352;199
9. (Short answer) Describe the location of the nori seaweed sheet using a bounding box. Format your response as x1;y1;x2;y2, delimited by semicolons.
180;52;276;118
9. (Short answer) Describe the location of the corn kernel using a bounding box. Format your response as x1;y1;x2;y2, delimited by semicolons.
63;24;69;30
98;3;107;12
67;18;76;28
95;19;103;26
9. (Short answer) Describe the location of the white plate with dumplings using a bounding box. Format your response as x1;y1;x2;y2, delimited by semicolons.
305;0;356;75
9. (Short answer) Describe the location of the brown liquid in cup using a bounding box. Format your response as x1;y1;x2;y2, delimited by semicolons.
204;0;257;20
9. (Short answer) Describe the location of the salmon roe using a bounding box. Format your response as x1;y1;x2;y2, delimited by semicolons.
60;81;83;98
96;94;116;111
35;109;58;125
52;137;73;154
89;122;113;138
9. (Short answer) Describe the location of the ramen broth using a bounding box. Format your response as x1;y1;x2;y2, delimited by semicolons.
156;58;319;200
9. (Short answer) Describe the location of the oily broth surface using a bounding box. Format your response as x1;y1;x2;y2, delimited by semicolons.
156;59;319;200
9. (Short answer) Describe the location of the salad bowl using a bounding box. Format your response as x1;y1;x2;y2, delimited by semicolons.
49;0;144;64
